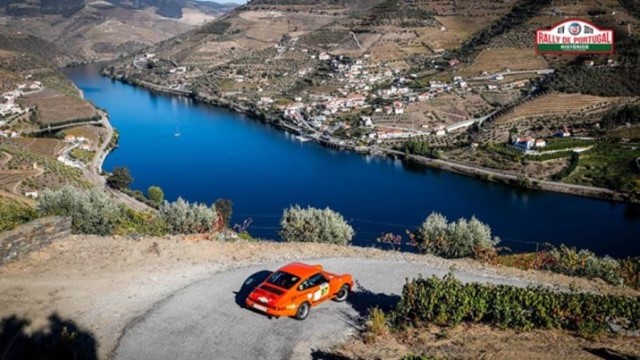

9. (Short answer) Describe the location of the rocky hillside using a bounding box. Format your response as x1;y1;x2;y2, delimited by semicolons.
0;0;237;62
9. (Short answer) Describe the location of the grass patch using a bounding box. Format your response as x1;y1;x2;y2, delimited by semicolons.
563;143;640;194
0;200;38;232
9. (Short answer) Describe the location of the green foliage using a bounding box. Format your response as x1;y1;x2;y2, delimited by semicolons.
147;186;164;205
214;199;233;227
159;198;218;235
0;201;38;232
403;140;440;159
620;258;640;290
37;186;122;236
106;167;133;190
454;0;551;59
279;205;354;245
199;21;231;35
544;32;640;96
413;213;500;259
563;143;640;193
392;274;640;337
116;208;169;237
600;105;640;130
366;307;389;339
543;138;595;151
551;153;580;181
69;148;95;164
541;245;621;285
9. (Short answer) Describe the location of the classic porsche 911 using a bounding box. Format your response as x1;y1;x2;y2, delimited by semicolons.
245;262;354;320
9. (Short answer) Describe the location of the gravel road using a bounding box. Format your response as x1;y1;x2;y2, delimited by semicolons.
115;258;536;360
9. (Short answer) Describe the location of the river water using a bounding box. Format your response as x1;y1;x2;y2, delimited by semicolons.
63;65;640;257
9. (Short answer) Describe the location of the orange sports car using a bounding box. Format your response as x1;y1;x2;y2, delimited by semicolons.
245;262;354;320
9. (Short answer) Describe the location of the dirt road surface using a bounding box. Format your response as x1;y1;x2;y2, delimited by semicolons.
0;236;635;359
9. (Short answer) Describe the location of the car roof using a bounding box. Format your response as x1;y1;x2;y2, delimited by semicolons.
278;262;322;279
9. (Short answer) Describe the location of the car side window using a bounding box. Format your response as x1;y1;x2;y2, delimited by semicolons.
298;273;327;291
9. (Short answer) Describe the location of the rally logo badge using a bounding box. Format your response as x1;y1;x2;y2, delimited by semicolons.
536;19;614;55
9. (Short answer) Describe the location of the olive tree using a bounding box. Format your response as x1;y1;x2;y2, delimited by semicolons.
279;205;354;245
415;212;500;259
37;186;122;235
158;198;218;234
147;186;164;205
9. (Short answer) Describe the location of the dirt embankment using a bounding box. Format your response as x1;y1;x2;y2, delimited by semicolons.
0;235;637;359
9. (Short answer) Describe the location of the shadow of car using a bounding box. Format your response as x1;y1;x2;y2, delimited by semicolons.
234;270;273;308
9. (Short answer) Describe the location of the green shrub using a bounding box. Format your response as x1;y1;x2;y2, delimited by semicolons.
279;205;354;245
542;245;621;285
158;198;218;235
413;213;500;259
392;274;640;336
147;186;164;205
620;258;640;289
116;208;169;237
37;186;122;236
0;201;38;232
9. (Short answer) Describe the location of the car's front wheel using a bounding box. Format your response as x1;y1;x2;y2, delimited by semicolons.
295;302;310;320
333;285;350;302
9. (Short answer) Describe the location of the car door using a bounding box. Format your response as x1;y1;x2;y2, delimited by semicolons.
298;273;330;304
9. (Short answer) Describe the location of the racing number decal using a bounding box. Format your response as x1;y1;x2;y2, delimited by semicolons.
320;283;329;297
313;283;330;301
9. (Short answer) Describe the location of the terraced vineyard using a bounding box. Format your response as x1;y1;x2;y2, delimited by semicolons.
19;89;98;128
494;93;633;124
0;144;90;200
10;138;65;157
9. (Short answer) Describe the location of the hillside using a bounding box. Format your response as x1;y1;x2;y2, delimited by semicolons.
104;0;640;200
0;0;237;62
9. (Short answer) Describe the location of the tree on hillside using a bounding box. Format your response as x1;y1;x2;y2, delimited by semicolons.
414;212;500;259
147;186;164;205
107;167;133;190
279;205;354;245
214;199;233;227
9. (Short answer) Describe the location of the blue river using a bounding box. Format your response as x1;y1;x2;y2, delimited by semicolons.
64;65;640;257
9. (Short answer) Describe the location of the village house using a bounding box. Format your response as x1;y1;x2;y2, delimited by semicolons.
259;97;274;105
514;136;548;152
0;130;18;138
346;94;366;108
360;116;374;128
393;101;404;115
557;126;572;137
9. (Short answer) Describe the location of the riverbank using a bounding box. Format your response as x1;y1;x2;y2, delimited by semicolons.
74;83;151;211
104;71;637;205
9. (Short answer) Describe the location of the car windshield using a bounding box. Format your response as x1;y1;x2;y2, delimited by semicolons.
266;271;299;289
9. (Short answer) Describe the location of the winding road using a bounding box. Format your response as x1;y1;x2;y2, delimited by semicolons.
83;111;151;211
115;258;537;360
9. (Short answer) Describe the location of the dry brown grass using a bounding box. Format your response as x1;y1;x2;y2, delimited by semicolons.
609;125;640;139
19;89;97;126
496;93;628;124
464;47;548;75
9;138;64;157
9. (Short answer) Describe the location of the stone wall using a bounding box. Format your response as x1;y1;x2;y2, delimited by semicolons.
0;216;72;265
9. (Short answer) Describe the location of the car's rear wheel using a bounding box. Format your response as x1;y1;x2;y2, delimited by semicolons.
333;285;350;302
295;302;310;320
